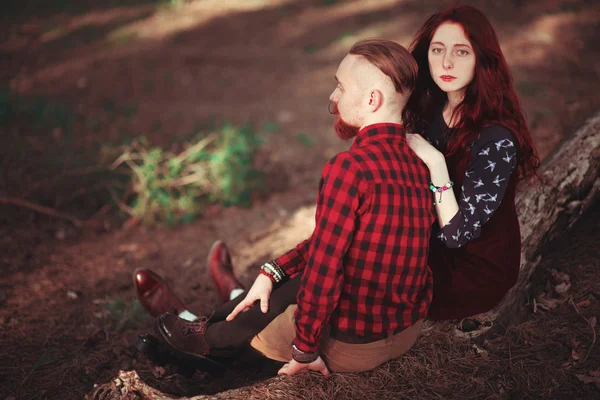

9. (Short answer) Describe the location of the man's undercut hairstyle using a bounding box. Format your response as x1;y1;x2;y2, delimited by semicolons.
349;39;418;95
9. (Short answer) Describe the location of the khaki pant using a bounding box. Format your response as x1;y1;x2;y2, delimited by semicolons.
249;305;423;373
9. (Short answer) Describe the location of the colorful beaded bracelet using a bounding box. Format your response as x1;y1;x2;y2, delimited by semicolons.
429;180;454;205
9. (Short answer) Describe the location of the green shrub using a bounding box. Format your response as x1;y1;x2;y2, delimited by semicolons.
109;122;265;225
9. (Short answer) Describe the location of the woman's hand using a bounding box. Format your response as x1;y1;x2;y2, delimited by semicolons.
406;133;444;169
407;133;457;228
226;274;273;321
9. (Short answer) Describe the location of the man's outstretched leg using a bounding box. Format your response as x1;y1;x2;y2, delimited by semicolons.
153;273;302;361
134;240;301;366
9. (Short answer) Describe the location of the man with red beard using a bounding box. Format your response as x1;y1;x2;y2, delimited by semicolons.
149;39;435;375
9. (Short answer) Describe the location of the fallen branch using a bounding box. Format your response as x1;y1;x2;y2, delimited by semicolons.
18;165;119;199
85;370;284;400
0;197;84;227
86;370;182;400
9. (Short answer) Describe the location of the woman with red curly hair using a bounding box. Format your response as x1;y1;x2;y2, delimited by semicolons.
404;5;540;320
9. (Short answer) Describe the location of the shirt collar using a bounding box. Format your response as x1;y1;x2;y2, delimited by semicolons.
351;123;405;148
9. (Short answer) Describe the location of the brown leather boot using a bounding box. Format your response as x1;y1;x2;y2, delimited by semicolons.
208;241;245;304
134;269;187;318
154;313;237;360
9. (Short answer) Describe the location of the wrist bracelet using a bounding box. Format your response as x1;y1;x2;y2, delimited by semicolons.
266;262;283;282
292;343;319;363
270;260;286;279
260;264;279;283
429;180;454;205
259;268;275;282
260;262;286;283
259;260;288;285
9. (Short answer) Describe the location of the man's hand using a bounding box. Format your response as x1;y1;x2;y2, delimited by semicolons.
278;357;330;376
226;274;273;321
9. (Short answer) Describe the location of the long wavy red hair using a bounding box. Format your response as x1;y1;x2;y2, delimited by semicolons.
403;5;539;179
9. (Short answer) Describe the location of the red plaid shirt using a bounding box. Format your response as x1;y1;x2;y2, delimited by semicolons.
274;123;435;354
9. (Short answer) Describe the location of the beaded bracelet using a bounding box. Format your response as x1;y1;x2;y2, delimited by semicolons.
259;268;276;282
269;260;286;279
429;180;454;205
260;263;280;283
269;262;284;282
260;261;286;283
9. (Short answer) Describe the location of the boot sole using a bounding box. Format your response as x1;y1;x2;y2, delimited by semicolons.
134;332;208;377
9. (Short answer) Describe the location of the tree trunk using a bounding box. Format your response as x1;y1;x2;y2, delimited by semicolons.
484;111;600;328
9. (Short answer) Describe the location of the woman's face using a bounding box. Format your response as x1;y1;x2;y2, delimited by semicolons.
428;22;476;96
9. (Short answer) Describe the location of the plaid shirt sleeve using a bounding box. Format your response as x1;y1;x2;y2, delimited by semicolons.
273;239;311;278
293;153;364;355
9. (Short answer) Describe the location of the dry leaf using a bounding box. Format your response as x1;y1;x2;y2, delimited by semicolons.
576;373;600;384
152;366;166;378
575;300;591;308
181;257;195;268
536;293;568;310
555;282;571;294
572;349;582;361
471;343;487;355
588;316;597;327
590;371;600;377
67;290;79;300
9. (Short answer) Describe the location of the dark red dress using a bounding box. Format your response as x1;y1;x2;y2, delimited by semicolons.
426;118;522;320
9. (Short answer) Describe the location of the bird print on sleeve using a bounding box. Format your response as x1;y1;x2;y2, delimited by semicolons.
437;128;518;248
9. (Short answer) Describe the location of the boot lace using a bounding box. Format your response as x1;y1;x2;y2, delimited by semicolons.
181;315;210;336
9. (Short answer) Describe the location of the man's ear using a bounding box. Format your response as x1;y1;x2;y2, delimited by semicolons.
367;89;383;112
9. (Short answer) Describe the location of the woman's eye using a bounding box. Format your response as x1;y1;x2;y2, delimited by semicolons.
431;48;443;54
457;50;469;56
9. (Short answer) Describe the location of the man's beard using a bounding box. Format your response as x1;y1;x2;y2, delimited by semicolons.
330;103;359;141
